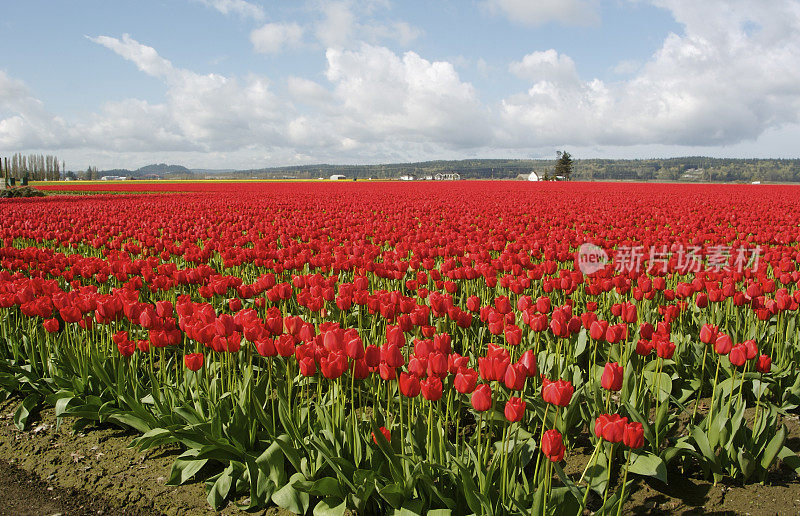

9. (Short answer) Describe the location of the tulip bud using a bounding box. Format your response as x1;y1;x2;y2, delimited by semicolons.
421;376;443;401
623;421;644;449
471;384;492;411
504;396;526;422
399;372;421;397
756;354;772;373
372;426;391;444
729;344;747;367
714;333;733;355
454;368;479;394
542;378;574;407
601;362;624;391
699;324;718;344
541;429;565;462
184;353;204;372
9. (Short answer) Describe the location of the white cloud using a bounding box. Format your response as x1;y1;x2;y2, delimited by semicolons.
509;50;579;84
5;1;800;169
612;59;640;75
314;2;355;47
0;71;78;149
324;44;490;147
192;0;265;20
364;21;422;46
286;76;331;107
313;1;421;48
391;21;422;46
484;0;600;27
498;0;800;147
87;34;174;79
87;35;287;151
250;22;304;54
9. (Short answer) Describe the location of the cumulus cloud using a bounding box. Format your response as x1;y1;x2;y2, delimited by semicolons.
0;71;78;149
192;0;265;20
313;1;421;48
498;0;800;147
286;76;332;107
509;50;579;84
250;22;304;54
324;44;490;147
5;1;800;168
87;35;287;151
314;2;356;47
484;0;600;27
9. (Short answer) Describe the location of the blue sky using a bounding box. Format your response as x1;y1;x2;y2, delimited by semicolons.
1;0;800;170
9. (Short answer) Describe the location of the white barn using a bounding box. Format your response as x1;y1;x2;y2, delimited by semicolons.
528;171;540;182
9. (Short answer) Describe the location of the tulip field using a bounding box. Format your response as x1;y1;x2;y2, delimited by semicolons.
2;180;800;515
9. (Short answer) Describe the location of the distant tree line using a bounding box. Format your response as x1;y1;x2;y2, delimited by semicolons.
4;153;64;181
220;157;800;183
5;156;798;183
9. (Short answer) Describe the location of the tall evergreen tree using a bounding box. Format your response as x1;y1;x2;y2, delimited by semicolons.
554;150;573;180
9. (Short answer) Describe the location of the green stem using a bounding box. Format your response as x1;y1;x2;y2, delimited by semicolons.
616;450;632;516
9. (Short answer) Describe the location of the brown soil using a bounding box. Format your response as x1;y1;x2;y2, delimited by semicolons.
2;394;800;515
561;405;800;515
0;397;293;516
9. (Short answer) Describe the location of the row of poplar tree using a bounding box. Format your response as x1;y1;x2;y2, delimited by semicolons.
3;153;65;181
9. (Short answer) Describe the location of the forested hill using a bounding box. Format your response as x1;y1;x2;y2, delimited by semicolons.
223;157;800;182
92;158;800;182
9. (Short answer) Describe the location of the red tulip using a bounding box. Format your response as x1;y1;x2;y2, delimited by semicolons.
601;362;623;391
364;344;381;367
541;429;565;462
43;318;60;333
379;363;397;381
399;372;421;397
504;363;526;391
743;339;758;360
536;296;551;314
466;295;481;312
427;352;448;378
453;367;478;394
595;413;627;443
541;378;574;407
590;320;607;341
372;426;391;444
299;356;316;377
275;334;296;357
729;344;747;367
320;351;348;379
408;356;427;377
714;334;733;355
756;354;772;373
518;349;538;377
420;376;443;401
433;333;452;354
655;338;675;359
255;337;277;357
504;396;525;422
382;343;405;368
623;421;644;449
494;296;512;314
504;325;522;346
700;324;718;344
184;353;204;371
471;384;492;411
